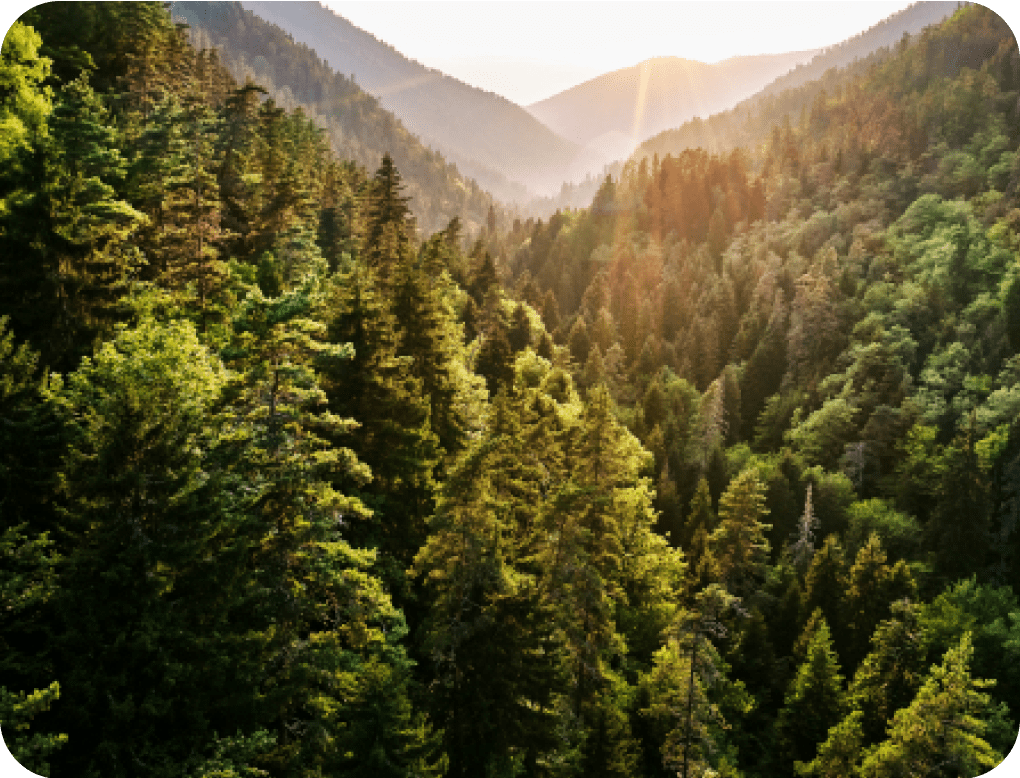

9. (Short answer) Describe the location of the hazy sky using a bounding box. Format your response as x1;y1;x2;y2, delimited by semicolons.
322;1;926;104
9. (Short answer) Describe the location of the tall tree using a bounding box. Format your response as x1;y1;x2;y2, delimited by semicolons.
642;585;742;778
414;392;566;777
858;633;1001;778
776;616;846;769
708;469;772;597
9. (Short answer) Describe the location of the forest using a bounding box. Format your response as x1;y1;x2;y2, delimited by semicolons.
1;3;1019;778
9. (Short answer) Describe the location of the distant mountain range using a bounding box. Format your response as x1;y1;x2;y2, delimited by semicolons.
173;1;505;236
525;51;819;162
184;1;968;212
634;1;962;164
239;1;587;201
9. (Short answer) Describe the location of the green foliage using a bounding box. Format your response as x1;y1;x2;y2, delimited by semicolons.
2;5;1019;777
0;682;68;776
858;633;1001;778
709;469;771;597
0;22;51;184
777;617;845;768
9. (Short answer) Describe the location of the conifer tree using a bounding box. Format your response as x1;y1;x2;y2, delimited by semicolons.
796;710;866;778
643;585;741;778
709;469;771;597
2;71;145;370
802;535;848;646
508;302;532;353
0;22;51;181
858;634;1001;778
365;153;415;284
220;282;429;775
848;600;929;748
218;80;267;264
0;323;67;776
318;264;438;583
414;393;566;777
390;245;479;458
777;617;846;768
842;534;917;670
543;385;683;771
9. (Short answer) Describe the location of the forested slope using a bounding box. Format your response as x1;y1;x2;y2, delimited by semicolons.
170;0;499;236
235;0;584;200
635;0;962;162
1;4;1019;778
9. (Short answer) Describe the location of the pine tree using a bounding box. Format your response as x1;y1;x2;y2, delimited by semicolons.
365;152;415;285
390;247;479;459
543;385;683;771
802;535;848;646
777;617;846;768
0;22;52;182
218;80;268;265
0;323;67;776
858;634;1001;778
220;282;428;775
848;600;929;748
134;90;231;329
508;302;532;353
2;72;145;370
796;710;866;778
708;469;771;597
46;317;243;777
843;534;917;670
643;585;741;778
414;393;566;777
318;264;438;584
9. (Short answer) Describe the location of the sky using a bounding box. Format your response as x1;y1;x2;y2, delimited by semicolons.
322;1;921;105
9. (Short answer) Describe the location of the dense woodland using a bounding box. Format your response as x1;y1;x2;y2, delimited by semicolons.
1;4;1019;778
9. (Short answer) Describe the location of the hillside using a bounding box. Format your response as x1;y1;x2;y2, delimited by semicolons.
171;1;501;236
635;0;961;163
526;51;817;161
238;0;584;199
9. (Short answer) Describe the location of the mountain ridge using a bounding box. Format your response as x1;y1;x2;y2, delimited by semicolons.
239;0;585;199
525;50;819;161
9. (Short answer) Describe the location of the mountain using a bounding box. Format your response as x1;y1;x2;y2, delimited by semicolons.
750;0;963;101
525;51;818;160
171;1;501;236
237;0;584;199
634;0;962;163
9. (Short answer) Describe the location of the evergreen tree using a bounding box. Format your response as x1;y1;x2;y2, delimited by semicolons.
0;323;67;776
842;534;916;670
318;264;438;584
414;393;566;777
858;634;1001;778
709;469;772;597
802;535;848;647
0;22;52;184
220;282;429;775
1;71;144;370
777;617;846;769
365;153;415;284
848;600;929;748
508;302;532;353
390;247;479;459
643;585;741;778
475;322;515;397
